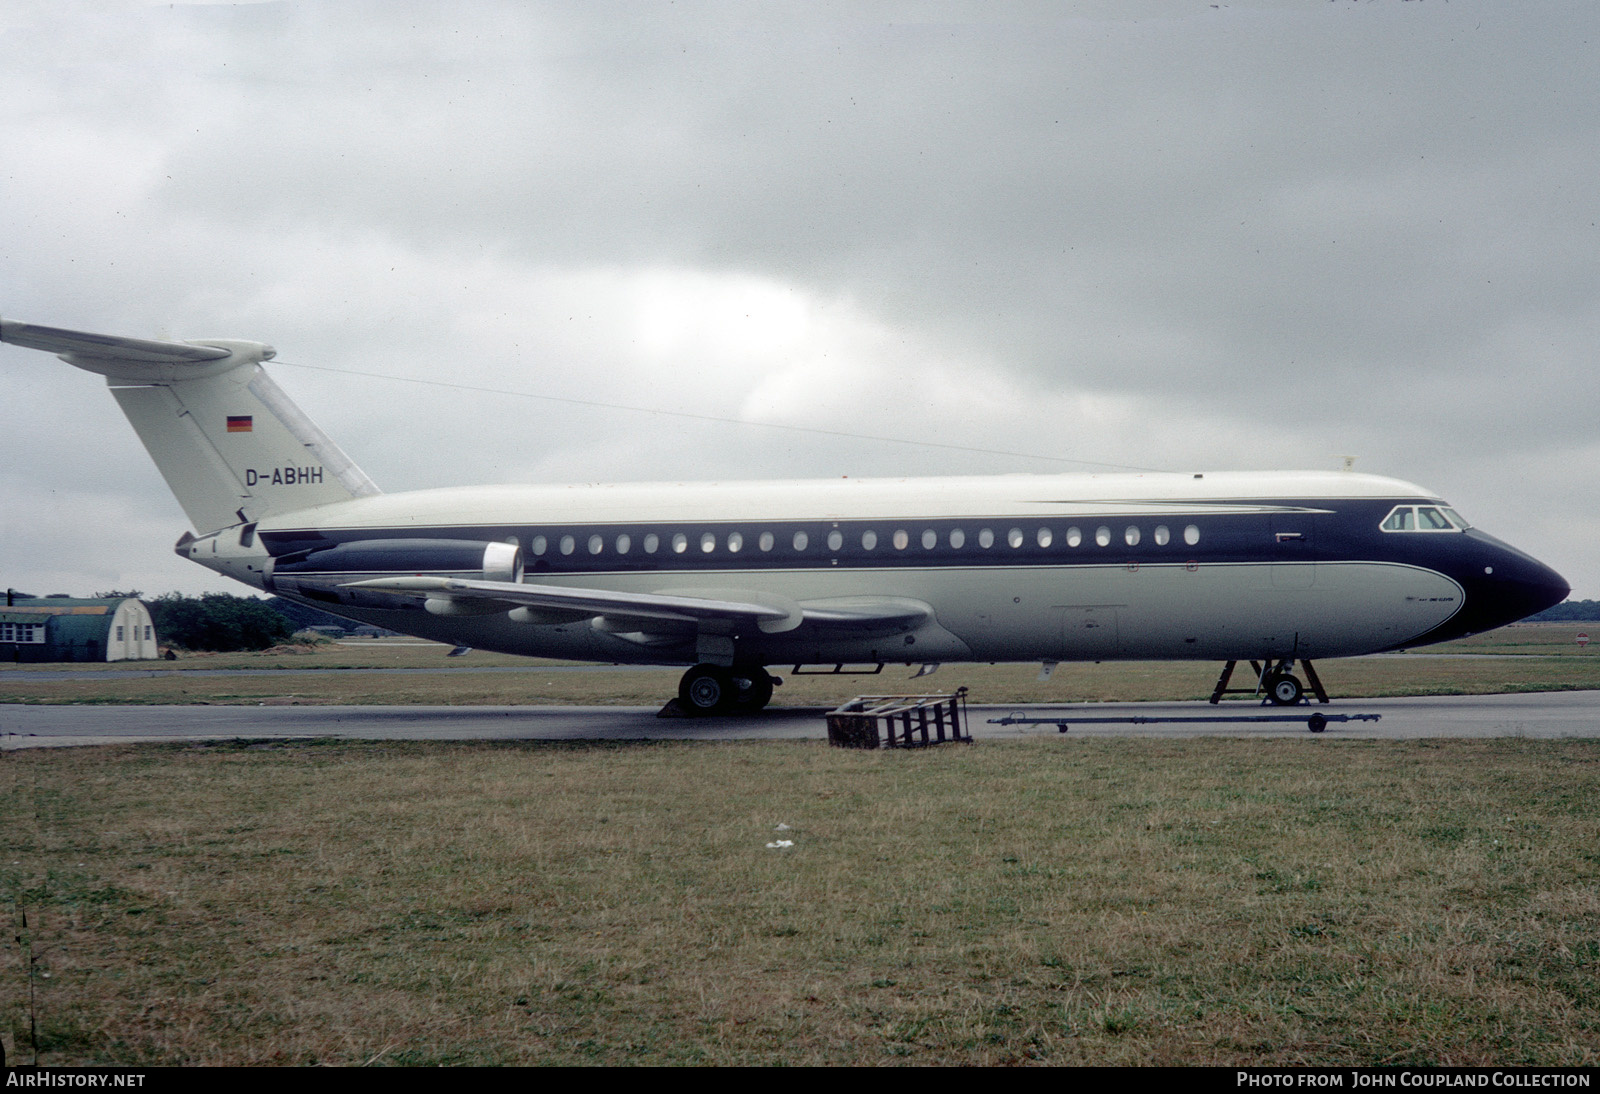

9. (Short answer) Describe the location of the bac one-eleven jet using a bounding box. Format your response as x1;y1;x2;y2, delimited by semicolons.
0;318;1570;713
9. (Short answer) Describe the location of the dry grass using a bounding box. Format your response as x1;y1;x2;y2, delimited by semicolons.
4;736;1599;1065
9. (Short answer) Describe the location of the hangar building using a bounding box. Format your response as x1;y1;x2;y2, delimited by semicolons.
0;597;161;662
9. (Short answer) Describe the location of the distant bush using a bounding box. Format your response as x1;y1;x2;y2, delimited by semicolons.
290;629;336;646
147;593;295;652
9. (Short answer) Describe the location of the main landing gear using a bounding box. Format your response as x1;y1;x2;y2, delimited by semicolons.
677;663;778;716
1208;658;1330;706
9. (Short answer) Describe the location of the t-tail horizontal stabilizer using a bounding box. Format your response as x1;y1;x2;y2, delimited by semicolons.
0;318;380;535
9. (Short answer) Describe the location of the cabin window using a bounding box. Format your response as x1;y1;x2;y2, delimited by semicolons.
643;533;660;554
1125;526;1140;546
1184;524;1200;545
1036;527;1052;548
893;529;909;550
588;534;604;555
531;535;547;556
1007;527;1024;548
728;532;744;553
616;534;631;554
1095;526;1111;547
1066;526;1082;547
559;535;576;555
793;531;809;551
949;528;966;548
1154;525;1170;546
827;530;844;551
700;532;716;553
922;529;937;550
861;530;878;550
759;531;775;552
672;533;688;554
979;528;995;548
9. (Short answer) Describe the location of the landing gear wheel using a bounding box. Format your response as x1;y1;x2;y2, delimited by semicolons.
728;668;775;713
679;664;733;716
1267;673;1304;706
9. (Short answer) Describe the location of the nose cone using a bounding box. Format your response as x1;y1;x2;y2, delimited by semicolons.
1469;537;1570;632
1502;559;1570;623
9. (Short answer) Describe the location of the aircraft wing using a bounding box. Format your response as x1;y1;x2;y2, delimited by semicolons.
342;575;798;630
0;319;231;363
340;576;931;636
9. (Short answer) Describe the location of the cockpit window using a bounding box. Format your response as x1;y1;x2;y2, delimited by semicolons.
1381;507;1415;531
1380;505;1467;533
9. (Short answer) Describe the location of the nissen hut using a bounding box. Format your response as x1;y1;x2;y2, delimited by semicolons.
0;597;160;662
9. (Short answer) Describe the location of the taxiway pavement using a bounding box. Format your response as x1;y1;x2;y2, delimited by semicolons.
3;690;1598;749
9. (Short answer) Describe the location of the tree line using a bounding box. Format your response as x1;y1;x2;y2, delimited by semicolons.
1527;599;1600;622
90;590;371;651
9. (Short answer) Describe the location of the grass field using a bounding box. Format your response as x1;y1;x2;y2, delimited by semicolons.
4;624;1598;1066
4;736;1598;1066
2;623;1599;708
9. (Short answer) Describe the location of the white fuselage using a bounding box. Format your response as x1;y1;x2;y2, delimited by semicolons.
184;468;1559;668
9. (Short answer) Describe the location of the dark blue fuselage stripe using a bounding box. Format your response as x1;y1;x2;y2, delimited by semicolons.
257;497;1501;587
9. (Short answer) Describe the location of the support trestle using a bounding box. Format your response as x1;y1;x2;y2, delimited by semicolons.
1208;658;1330;705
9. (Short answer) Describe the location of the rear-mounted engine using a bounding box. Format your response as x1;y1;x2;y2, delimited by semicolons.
265;538;522;607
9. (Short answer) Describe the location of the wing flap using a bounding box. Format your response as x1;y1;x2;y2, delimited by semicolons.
789;596;933;634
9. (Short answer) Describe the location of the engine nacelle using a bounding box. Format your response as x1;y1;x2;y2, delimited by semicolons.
266;538;522;608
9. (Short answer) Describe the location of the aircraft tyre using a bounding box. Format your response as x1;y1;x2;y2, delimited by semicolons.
679;664;735;716
729;668;775;713
1267;673;1304;706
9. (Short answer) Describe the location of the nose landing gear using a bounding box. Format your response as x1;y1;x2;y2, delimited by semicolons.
1208;658;1330;706
1267;670;1303;706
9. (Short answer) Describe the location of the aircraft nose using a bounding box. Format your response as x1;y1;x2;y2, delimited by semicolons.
1483;551;1570;628
1522;561;1571;617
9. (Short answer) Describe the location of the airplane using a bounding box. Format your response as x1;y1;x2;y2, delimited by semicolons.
0;317;1571;714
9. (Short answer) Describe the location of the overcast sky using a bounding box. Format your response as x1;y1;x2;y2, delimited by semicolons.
2;0;1596;603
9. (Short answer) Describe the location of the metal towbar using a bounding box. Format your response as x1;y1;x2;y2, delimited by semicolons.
988;711;1381;734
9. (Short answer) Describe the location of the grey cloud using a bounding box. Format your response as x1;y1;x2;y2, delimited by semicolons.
2;0;1597;597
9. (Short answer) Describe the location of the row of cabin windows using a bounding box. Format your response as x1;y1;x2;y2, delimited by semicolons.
527;524;1203;558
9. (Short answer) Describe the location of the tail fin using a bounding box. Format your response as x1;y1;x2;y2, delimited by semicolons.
0;319;380;534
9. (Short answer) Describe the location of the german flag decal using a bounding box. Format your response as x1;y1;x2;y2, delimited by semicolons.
226;416;253;433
